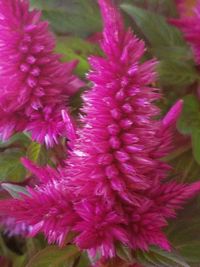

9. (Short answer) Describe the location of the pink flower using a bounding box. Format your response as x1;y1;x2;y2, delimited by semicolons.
0;181;80;246
0;0;199;260
0;0;83;147
63;0;198;257
172;0;200;65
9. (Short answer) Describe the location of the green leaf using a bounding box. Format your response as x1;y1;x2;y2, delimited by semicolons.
26;142;41;163
167;201;200;265
121;4;184;47
158;61;199;87
136;247;190;267
56;37;101;77
1;183;30;199
116;244;135;263
151;247;190;267
30;0;102;37
0;149;26;182
121;4;199;87
76;253;91;267
13;255;26;267
192;129;200;164
178;241;200;264
168;148;200;183
172;94;200;167
177;95;200;135
26;245;80;267
123;0;177;17
0;133;30;149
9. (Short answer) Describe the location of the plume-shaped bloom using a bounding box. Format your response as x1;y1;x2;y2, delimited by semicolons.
63;0;199;257
0;0;200;260
0;180;80;246
0;185;31;237
172;0;200;65
0;0;83;147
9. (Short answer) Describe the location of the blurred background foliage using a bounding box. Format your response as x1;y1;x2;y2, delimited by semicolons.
1;0;200;266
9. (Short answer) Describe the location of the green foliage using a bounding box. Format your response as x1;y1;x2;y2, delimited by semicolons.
26;245;80;267
30;0;102;37
192;129;200;165
121;4;199;87
116;244;135;263
178;95;200;135
136;247;190;267
121;4;184;47
123;0;177;17
0;149;26;182
177;95;200;164
158;61;198;87
169;148;200;183
76;253;91;267
56;37;101;77
166;201;200;266
0;134;30;149
26;142;42;163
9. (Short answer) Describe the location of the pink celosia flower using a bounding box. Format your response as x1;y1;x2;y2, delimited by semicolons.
0;0;83;147
172;0;200;65
21;157;62;184
0;180;80;246
0;0;200;260
64;0;200;257
0;185;31;237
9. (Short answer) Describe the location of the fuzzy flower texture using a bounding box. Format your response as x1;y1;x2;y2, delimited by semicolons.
0;0;200;260
0;0;83;147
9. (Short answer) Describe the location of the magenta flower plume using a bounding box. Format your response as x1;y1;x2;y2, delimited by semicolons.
21;157;62;184
0;0;83;147
172;0;200;65
65;0;200;257
0;0;200;260
0;181;80;246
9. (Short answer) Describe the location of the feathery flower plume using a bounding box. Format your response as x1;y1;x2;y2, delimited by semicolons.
0;185;31;237
64;0;199;257
0;180;80;246
0;0;200;260
172;0;200;65
0;0;83;147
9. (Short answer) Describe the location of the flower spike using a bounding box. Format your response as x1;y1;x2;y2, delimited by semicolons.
0;0;83;147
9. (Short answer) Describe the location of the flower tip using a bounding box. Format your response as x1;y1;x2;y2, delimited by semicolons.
97;0;123;37
61;109;76;149
190;181;200;194
20;157;33;170
20;157;42;180
162;99;183;130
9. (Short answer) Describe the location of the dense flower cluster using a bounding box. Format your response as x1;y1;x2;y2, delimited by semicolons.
173;0;200;64
0;0;83;147
0;0;200;261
